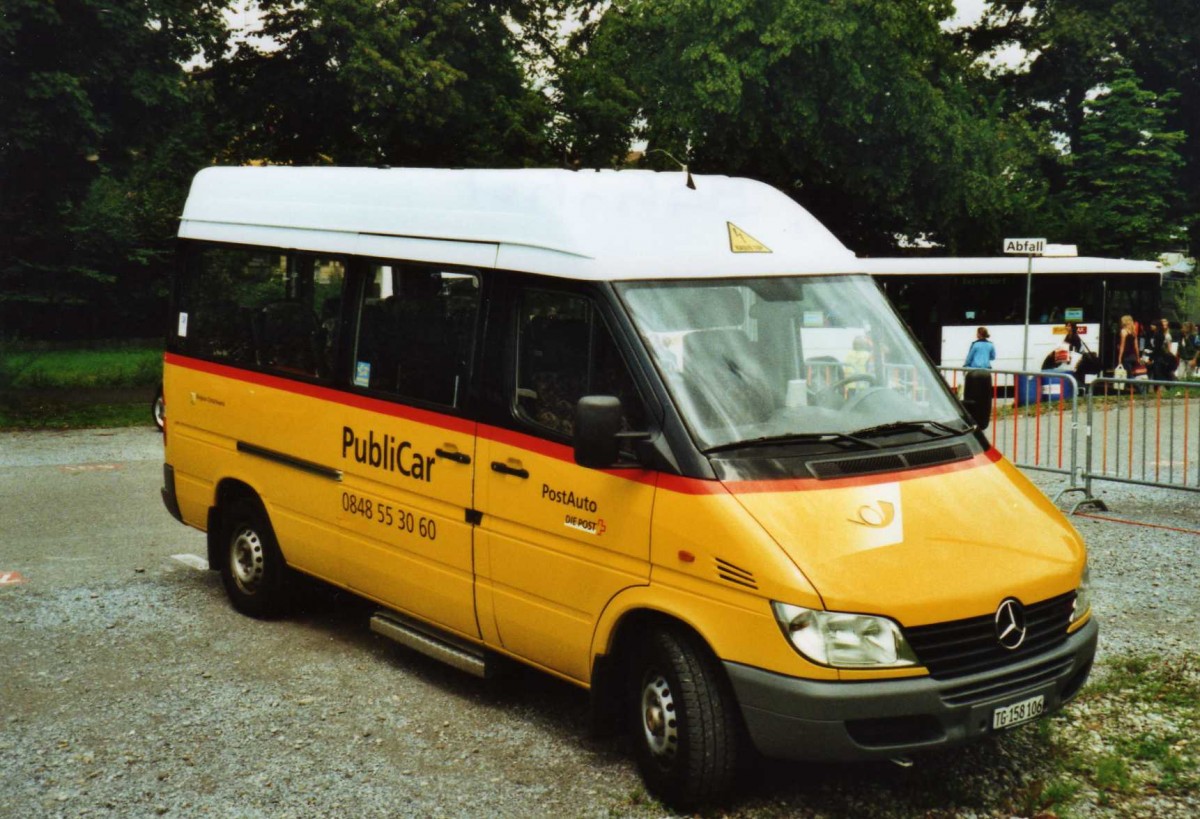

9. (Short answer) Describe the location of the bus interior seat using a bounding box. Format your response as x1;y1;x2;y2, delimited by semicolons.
681;329;774;428
355;298;399;392
253;300;323;377
520;316;590;436
392;278;458;406
192;299;255;362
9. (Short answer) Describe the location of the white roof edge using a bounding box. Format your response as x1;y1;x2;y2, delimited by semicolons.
178;166;859;281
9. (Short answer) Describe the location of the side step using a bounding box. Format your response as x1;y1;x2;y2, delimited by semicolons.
369;611;491;678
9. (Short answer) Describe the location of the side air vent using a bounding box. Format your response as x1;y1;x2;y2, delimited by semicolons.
807;443;972;479
715;558;757;589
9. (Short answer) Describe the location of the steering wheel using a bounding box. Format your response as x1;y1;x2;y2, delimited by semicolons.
810;373;877;401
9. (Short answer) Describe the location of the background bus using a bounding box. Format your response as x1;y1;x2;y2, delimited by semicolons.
864;256;1162;373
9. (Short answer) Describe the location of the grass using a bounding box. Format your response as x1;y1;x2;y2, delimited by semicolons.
0;400;152;430
1020;653;1200;815
0;344;160;429
0;345;162;390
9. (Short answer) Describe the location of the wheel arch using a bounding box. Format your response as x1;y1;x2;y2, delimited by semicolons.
588;598;728;739
206;477;268;571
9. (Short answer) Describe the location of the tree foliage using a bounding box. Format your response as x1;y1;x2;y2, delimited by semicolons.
1062;68;1185;258
0;0;229;339
1;0;1196;340
207;0;553;167
970;0;1198;256
556;0;1041;254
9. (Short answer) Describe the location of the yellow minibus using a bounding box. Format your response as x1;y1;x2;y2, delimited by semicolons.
162;167;1095;808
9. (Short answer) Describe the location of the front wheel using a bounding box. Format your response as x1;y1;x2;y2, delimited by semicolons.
219;498;289;618
628;627;740;809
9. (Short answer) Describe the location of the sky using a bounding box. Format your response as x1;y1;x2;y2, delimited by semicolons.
215;1;1018;71
949;0;989;29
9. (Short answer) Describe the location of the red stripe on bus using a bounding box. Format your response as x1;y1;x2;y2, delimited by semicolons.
164;353;477;436
166;354;1002;496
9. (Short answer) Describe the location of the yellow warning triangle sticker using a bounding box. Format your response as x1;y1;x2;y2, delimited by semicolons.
727;222;772;253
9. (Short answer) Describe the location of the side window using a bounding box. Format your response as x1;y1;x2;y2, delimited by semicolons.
515;288;645;438
176;246;344;380
351;262;480;408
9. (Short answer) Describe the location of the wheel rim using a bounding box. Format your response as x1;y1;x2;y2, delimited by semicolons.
640;671;679;764
231;527;265;595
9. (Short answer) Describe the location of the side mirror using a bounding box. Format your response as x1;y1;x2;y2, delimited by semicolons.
574;395;623;468
961;370;993;431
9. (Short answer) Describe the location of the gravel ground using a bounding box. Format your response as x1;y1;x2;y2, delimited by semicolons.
1;429;1198;817
1023;469;1200;663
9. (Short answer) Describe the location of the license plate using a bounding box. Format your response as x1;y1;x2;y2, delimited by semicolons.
992;694;1045;730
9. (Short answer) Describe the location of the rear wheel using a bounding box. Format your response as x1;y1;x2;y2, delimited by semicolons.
152;385;164;432
628;626;740;809
219;497;289;618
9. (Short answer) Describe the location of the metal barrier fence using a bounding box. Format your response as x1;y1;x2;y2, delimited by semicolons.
941;367;1081;491
940;367;1200;512
1073;377;1200;510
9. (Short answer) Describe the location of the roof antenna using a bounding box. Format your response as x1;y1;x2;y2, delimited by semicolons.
647;148;696;190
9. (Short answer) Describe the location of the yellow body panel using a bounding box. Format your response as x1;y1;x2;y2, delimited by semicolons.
473;428;654;683
167;357;479;640
167;355;1086;687
730;454;1084;627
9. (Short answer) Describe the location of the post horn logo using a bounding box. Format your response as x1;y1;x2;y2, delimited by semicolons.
849;501;895;528
994;598;1028;650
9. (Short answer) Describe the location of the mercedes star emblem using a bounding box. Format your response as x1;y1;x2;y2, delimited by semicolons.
994;598;1028;650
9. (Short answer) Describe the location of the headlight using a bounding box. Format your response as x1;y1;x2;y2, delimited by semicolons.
771;602;919;668
1071;563;1092;624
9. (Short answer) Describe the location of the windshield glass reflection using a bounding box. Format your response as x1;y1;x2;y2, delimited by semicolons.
617;276;967;452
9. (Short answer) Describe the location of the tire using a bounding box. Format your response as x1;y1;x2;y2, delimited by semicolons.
219;497;289;618
152;385;165;432
628;626;740;809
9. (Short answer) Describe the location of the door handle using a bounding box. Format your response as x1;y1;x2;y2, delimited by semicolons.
490;461;529;479
436;448;471;465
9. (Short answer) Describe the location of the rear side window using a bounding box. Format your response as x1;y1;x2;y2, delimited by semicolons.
174;246;345;380
350;263;481;409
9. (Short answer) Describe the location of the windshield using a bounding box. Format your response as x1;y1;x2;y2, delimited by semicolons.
616;275;968;452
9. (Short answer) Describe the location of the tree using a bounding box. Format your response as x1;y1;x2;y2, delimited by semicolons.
556;0;1037;254
969;0;1199;255
1061;68;1185;258
208;0;555;167
0;0;229;339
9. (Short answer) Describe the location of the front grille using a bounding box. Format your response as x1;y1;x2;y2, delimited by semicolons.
940;656;1073;706
807;443;972;479
903;592;1076;681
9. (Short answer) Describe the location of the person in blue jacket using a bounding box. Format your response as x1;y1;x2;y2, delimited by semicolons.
964;326;996;368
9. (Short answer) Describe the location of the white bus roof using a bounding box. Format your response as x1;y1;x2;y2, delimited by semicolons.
179;166;860;280
861;256;1161;277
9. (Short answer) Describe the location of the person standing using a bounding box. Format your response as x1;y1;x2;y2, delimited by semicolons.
964;327;996;368
1178;321;1199;379
1148;318;1176;381
1063;321;1083;353
1117;314;1141;374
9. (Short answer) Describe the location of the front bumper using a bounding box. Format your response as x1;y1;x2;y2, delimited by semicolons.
725;616;1097;761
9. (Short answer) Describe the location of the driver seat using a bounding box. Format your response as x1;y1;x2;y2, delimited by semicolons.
682;329;775;428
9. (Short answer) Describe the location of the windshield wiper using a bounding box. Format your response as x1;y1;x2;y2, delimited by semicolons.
848;419;966;440
704;432;882;455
